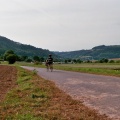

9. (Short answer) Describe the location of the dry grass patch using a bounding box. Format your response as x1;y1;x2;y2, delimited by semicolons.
32;75;111;120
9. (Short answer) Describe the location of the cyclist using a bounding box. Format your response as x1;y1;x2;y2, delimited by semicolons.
46;54;53;72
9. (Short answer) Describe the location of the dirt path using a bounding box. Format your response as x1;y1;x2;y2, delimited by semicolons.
22;66;120;120
0;65;17;102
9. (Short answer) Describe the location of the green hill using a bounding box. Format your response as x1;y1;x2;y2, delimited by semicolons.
54;45;120;60
0;36;55;58
1;36;120;60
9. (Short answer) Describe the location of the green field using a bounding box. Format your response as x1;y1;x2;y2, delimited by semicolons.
1;61;120;77
53;63;120;77
14;62;120;77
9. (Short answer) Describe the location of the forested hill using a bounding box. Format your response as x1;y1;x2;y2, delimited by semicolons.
54;45;120;60
1;36;120;60
0;36;54;57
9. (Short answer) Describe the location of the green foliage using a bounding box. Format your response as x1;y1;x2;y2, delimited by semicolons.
19;55;28;61
116;60;120;63
99;58;108;63
4;50;15;60
109;60;115;63
54;45;120;60
6;54;17;64
34;61;42;65
25;58;33;62
15;114;39;120
32;69;38;75
39;57;44;62
76;59;83;63
4;50;18;64
0;36;56;58
33;56;40;61
64;59;68;63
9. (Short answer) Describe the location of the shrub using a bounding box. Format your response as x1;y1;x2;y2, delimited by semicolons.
34;61;42;65
99;58;108;63
25;58;32;62
109;60;115;63
116;60;120;63
6;54;17;64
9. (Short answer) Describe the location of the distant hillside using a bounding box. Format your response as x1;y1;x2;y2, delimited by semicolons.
1;36;120;60
0;36;55;58
54;45;120;60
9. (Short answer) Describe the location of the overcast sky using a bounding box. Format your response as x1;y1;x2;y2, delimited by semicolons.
0;0;120;51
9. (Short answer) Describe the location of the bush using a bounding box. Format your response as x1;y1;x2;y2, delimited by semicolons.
6;54;17;64
109;60;115;63
34;61;42;65
116;60;120;63
99;58;108;63
25;58;32;62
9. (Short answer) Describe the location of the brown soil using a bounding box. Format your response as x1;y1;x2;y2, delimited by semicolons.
0;65;17;102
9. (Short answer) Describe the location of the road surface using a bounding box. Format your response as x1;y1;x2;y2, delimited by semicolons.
22;66;120;120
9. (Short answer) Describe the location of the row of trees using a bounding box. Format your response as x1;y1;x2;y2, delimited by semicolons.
0;50;83;64
1;50;120;64
0;50;46;64
60;58;120;64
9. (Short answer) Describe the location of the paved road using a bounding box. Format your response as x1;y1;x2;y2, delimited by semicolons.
22;66;120;120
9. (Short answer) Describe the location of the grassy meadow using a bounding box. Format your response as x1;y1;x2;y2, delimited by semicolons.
1;60;120;77
53;63;120;77
14;62;120;77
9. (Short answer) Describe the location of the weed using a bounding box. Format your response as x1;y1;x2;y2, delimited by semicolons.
32;69;38;75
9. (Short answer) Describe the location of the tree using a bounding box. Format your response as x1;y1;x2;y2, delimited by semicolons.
19;55;28;61
76;59;82;63
109;60;115;63
40;57;44;62
6;54;17;64
4;50;17;64
73;59;77;63
4;50;14;60
65;59;68;64
99;58;108;63
25;58;32;62
33;56;40;62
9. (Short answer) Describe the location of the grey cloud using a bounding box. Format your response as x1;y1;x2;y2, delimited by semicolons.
0;0;120;51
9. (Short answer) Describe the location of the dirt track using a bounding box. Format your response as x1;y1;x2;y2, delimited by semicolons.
0;65;17;102
22;66;120;120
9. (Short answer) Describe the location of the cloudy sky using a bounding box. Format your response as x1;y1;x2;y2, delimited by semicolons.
0;0;120;51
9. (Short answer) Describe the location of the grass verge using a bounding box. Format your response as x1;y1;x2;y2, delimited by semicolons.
0;66;111;120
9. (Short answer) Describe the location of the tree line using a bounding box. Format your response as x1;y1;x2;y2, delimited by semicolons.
0;50;45;64
0;50;120;64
